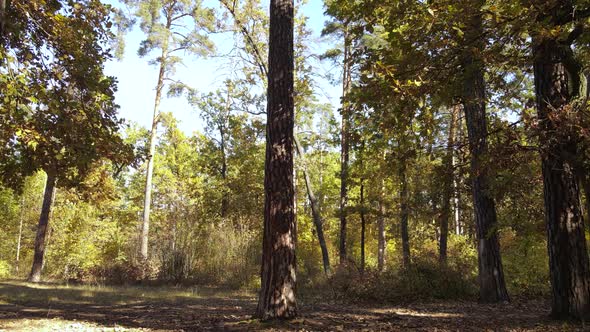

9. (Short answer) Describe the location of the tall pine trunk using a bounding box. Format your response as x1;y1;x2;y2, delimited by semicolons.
533;37;590;320
339;25;351;265
28;174;57;283
399;162;410;268
256;0;297;320
140;17;171;262
294;136;330;274
460;0;509;303
439;103;459;264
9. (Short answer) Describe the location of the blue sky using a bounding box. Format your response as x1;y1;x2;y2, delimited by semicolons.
103;0;341;135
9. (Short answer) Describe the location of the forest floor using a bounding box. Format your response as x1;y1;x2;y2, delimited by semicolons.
0;280;586;331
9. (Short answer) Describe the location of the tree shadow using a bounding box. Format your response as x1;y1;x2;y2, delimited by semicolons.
0;282;586;331
0;282;256;331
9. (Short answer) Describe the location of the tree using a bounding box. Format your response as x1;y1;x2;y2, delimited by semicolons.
0;0;134;282
459;0;509;302
321;3;359;264
529;0;590;319
123;0;216;262
256;0;297;320
438;103;460;265
294;136;330;274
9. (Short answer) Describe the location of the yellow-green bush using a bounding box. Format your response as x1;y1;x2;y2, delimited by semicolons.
0;260;11;279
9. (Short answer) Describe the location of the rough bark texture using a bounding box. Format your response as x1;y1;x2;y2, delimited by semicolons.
140;15;171;262
399;163;410;269
461;0;509;303
256;0;296;320
534;36;590;320
339;26;351;265
294;136;330;274
439;104;459;265
28;174;57;283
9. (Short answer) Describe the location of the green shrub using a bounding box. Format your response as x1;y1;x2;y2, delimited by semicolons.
0;260;11;279
327;259;477;303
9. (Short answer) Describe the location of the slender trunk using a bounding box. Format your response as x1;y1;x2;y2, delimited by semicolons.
256;0;296;320
582;175;590;226
28;173;57;283
15;195;25;274
399;162;410;269
460;0;509;303
220;125;229;219
360;177;366;274
0;0;5;39
534;35;590;320
140;17;171;262
221;85;231;219
454;111;463;235
294;136;330;274
439;103;459;264
377;176;386;272
339;25;351;265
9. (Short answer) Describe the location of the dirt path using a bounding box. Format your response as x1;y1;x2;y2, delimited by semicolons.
0;282;584;331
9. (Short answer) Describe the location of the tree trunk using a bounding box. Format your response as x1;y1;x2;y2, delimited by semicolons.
399;162;410;269
15;195;25;274
460;0;509;303
339;25;351;265
220;125;229;219
377;177;386;272
0;0;5;39
439;103;459;265
582;174;590;227
533;36;590;320
454;109;463;235
28;173;57;283
140;17;171;262
294;136;330;274
256;0;296;320
360;177;366;274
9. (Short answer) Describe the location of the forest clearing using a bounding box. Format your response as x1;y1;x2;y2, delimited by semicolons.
0;281;584;331
3;0;590;330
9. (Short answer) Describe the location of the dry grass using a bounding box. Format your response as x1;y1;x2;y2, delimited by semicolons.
0;280;587;331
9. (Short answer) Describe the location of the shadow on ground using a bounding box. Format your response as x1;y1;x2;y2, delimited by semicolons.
0;281;585;331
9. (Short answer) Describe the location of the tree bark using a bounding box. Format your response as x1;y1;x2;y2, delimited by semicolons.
460;0;509;303
439;103;459;265
454;109;463;235
360;177;366;275
28;173;57;283
339;25;351;265
533;35;590;320
294;136;330;274
582;175;590;226
256;0;297;320
399;162;410;269
140;14;171;262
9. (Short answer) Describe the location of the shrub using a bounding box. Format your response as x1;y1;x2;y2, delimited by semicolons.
0;260;11;279
327;259;478;303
